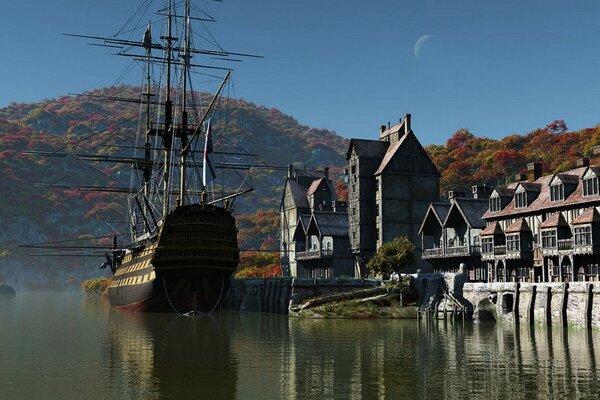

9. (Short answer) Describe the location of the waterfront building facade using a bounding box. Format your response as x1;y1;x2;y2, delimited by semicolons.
280;167;353;278
419;188;490;281
481;158;600;283
346;114;441;276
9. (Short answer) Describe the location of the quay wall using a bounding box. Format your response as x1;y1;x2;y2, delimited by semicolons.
463;282;600;328
226;278;380;314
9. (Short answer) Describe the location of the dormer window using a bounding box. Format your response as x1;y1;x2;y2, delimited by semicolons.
550;183;564;202
583;176;599;196
489;196;501;212
515;191;527;208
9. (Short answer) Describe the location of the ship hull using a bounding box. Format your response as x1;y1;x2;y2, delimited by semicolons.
108;204;239;313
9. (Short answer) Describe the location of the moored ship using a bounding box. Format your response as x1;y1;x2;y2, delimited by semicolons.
28;0;261;312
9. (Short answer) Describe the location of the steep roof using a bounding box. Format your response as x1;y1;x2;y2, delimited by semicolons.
539;213;569;228
505;218;532;233
373;130;440;177
418;202;451;235
481;221;503;236
292;215;310;240
310;212;349;237
306;177;336;199
573;208;600;224
346;139;388;159
286;179;309;208
445;198;488;229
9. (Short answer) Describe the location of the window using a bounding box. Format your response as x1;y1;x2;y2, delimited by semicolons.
583;176;599;196
515;192;527;208
489;196;501;212
351;165;356;175
507;234;520;251
482;237;493;253
574;225;592;245
550;183;564;202
541;229;557;248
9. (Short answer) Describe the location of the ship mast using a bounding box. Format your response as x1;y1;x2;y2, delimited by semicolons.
142;22;153;233
162;0;175;218
178;0;191;206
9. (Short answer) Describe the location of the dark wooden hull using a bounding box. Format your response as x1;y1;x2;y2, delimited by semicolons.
108;204;239;313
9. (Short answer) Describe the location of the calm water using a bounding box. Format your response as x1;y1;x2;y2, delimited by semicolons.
1;293;599;400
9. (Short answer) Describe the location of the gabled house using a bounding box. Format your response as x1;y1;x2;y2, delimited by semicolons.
481;156;600;283
347;114;440;275
419;188;489;281
280;166;352;278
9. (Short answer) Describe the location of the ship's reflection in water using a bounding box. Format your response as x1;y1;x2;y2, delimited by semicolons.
106;307;600;399
107;311;238;400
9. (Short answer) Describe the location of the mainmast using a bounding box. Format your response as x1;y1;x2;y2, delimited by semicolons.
178;0;192;206
142;22;153;233
162;0;175;218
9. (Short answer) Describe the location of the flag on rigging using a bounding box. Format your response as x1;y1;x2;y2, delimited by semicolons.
203;118;216;187
143;23;152;49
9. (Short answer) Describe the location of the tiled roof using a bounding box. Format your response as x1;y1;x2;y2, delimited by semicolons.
287;180;309;208
311;212;349;237
572;208;600;224
480;221;503;236
450;198;488;229
554;173;579;185
493;188;515;197
484;166;600;220
505;218;531;233
306;177;336;199
373;130;440;177
346;139;388;159
517;182;541;192
539;213;569;228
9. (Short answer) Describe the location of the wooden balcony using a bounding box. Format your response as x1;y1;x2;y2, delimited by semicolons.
422;248;444;259
295;249;334;261
422;245;481;259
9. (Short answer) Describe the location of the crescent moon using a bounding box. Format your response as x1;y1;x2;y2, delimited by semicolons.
414;34;433;59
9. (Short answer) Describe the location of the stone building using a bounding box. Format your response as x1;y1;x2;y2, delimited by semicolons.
280;167;353;278
346;114;440;276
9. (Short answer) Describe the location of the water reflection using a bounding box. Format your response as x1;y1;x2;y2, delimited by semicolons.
1;293;599;399
106;311;239;400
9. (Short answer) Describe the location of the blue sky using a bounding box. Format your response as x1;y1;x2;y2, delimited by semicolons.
2;0;600;145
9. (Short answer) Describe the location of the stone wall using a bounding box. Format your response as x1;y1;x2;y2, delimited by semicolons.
463;282;600;328
226;278;380;314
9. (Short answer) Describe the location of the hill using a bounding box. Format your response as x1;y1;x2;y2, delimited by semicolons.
0;87;349;288
427;120;600;195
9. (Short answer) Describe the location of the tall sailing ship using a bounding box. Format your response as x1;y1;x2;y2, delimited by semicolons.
29;0;263;312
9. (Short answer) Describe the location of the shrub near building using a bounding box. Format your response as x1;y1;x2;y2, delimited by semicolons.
367;236;416;278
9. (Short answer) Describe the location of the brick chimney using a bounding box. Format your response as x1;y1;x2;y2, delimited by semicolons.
577;157;590;168
515;173;527;182
526;162;543;182
591;146;600;167
288;164;294;179
323;167;329;179
472;185;493;200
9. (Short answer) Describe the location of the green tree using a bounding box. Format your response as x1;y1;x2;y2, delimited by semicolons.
367;237;416;277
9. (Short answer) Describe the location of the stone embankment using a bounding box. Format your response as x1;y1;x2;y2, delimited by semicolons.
464;282;600;328
226;278;380;314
